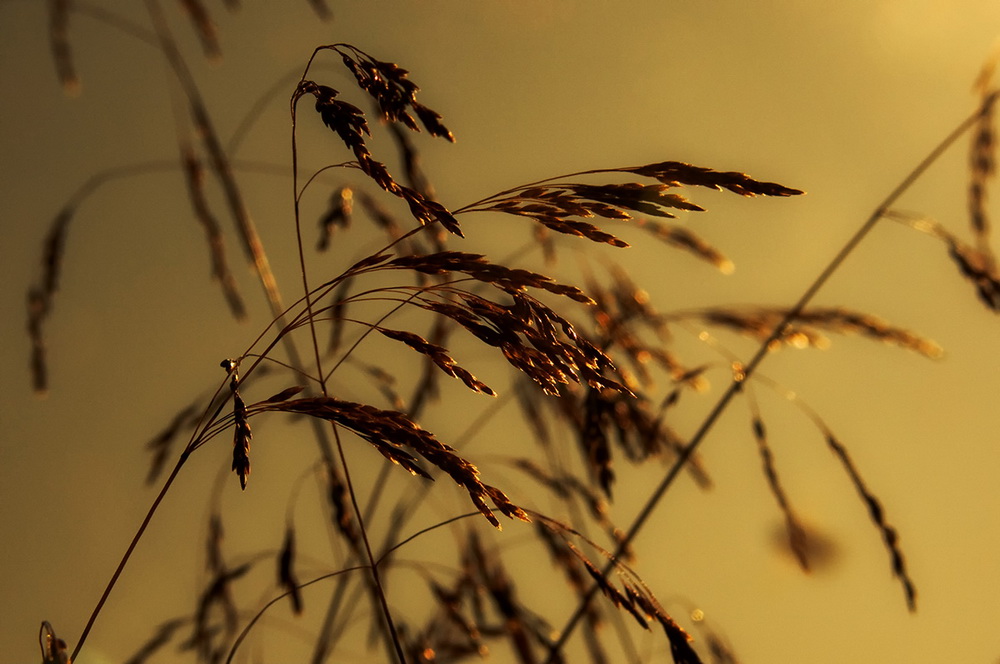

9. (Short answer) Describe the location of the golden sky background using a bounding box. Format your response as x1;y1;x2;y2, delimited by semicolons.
3;2;1000;663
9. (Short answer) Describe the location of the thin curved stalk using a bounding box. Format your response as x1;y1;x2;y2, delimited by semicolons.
69;450;189;662
291;47;408;664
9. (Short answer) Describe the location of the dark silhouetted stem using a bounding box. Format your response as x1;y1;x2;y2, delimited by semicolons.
70;450;189;663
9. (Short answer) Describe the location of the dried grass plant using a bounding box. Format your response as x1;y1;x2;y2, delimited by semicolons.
16;3;1000;664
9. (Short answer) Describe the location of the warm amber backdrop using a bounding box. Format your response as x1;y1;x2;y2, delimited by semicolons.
3;2;1000;663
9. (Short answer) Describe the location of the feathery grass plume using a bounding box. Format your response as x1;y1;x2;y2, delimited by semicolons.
179;142;246;319
386;251;595;303
883;209;1000;312
824;433;917;611
222;359;251;490
303;83;373;171
278;527;303;614
398;278;627;396
462;183;633;247
142;363;273;484
377;327;497;396
534;522;609;651
632;219;735;273
535;524;620;664
407;314;450;418
297;79;463;236
946;239;1000;310
329;44;454;141
970;52;1000;260
269;396;529;528
457;162;802;248
624;161;803;197
969;98;995;244
23;13;975;663
691;306;943;357
546;378;712;494
534;515;702;664
486;292;625;393
581;267;715;394
39;622;70;664
750;416;811;571
317;186;354;250
624;586;703;664
47;0;79;95
793;308;943;357
177;0;221;60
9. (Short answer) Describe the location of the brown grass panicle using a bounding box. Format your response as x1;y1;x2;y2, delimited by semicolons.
882;209;1000;312
295;44;460;238
382;282;628;397
685;305;943;357
823;431;917;611
263;395;529;529
376;326;497;396
222;359;252;490
557;382;714;499
301;76;461;236
970;52;1000;261
329;44;455;142
454;162;803;250
385;251;594;304
532;515;702;664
